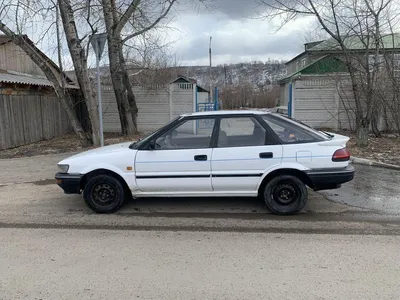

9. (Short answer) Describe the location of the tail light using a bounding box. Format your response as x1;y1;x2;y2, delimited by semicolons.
332;148;350;162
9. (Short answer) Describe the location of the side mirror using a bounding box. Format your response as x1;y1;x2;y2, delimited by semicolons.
148;140;156;150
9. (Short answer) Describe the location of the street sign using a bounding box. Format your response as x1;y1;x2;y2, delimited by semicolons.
90;33;107;60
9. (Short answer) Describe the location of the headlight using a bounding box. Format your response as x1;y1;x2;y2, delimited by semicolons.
58;164;69;173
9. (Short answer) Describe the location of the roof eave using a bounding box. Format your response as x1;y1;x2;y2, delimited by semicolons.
284;51;307;65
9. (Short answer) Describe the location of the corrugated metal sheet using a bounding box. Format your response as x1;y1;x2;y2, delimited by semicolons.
0;71;52;87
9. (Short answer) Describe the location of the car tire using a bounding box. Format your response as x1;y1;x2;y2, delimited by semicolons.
83;174;126;213
263;175;308;215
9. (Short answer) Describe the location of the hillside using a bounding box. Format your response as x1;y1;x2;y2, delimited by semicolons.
174;61;287;91
65;60;287;108
66;60;287;90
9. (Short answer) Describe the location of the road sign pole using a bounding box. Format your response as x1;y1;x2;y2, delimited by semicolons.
91;33;107;147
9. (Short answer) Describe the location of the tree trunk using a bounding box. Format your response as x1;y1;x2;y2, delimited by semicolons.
371;112;381;137
0;22;90;146
109;41;136;134
356;118;370;147
58;0;101;146
119;47;139;130
102;0;136;135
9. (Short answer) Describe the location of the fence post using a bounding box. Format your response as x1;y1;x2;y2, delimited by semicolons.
193;83;197;113
193;83;197;134
288;83;292;118
169;83;173;121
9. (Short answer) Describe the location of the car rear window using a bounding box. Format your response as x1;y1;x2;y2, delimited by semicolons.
262;114;328;143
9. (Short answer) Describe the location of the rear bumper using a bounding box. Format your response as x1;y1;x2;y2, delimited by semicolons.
55;172;82;194
306;165;355;191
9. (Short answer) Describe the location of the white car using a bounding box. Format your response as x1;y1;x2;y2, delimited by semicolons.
55;110;354;215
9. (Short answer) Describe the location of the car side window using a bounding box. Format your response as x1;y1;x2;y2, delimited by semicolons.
262;114;323;143
155;118;215;150
218;117;266;147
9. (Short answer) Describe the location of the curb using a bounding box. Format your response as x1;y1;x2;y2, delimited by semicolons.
350;156;400;171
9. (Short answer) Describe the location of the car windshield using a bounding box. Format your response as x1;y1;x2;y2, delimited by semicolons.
129;116;182;149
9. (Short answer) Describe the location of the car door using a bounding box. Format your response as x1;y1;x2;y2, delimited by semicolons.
211;115;283;193
135;117;216;193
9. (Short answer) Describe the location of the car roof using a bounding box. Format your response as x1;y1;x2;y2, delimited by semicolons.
181;109;271;117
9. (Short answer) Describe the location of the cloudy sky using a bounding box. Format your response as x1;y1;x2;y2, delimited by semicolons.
1;0;317;68
165;0;316;66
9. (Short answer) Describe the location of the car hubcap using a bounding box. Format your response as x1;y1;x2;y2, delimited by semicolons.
92;183;117;206
272;183;298;206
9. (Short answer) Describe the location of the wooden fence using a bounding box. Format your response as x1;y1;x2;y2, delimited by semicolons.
0;94;71;150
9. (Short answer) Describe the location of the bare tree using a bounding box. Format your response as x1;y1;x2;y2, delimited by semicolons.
0;2;91;145
258;0;400;146
98;0;177;135
58;0;101;145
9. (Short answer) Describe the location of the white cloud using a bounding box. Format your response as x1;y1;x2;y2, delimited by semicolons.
165;12;315;65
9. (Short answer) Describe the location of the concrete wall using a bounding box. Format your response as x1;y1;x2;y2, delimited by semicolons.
289;75;396;131
101;83;196;133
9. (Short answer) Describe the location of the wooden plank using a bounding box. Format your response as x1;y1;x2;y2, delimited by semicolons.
23;95;35;144
10;95;20;147
56;98;61;135
38;95;44;140
17;96;26;146
0;95;7;150
50;96;57;138
27;95;37;143
42;96;50;139
7;95;17;148
0;92;73;150
47;96;54;139
3;95;12;149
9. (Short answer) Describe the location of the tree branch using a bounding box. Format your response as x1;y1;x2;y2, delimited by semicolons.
121;0;176;44
114;0;140;35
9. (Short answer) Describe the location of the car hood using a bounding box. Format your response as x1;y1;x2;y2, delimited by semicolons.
60;141;134;162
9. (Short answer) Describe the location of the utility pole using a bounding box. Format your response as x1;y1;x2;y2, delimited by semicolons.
209;36;213;103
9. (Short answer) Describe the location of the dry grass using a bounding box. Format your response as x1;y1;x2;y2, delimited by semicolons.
0;133;139;159
344;132;400;166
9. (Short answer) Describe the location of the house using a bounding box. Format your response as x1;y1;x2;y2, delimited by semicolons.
279;34;400;130
101;75;211;133
0;35;77;150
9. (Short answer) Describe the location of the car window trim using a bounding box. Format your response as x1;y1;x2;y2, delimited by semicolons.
254;115;283;145
137;115;219;151
261;114;325;144
213;115;282;148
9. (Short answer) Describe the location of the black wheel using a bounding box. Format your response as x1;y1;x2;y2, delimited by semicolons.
263;175;308;215
83;174;126;213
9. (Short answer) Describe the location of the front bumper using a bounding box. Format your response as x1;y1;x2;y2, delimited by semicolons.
306;165;355;191
55;172;83;194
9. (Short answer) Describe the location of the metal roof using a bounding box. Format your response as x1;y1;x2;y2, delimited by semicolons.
0;70;53;87
309;33;400;51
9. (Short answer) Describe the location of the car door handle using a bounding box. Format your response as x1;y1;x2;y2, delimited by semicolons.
194;155;207;161
259;152;273;159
